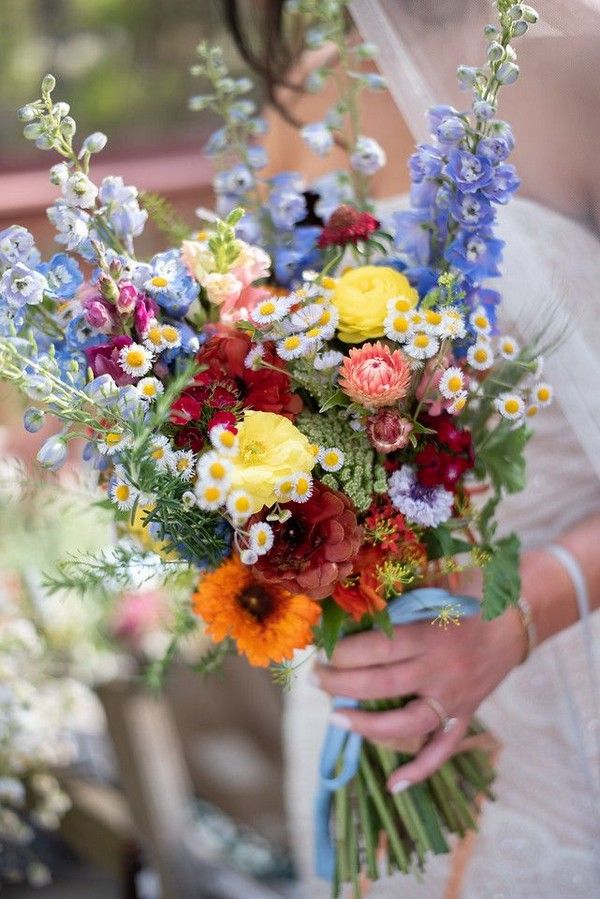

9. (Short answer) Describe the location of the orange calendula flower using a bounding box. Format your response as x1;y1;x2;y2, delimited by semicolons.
192;556;321;667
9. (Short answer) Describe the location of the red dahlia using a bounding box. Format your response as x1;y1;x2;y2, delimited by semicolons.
317;204;380;249
250;482;363;601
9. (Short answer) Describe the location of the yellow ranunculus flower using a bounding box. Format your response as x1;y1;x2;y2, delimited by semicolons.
229;411;315;512
332;265;418;343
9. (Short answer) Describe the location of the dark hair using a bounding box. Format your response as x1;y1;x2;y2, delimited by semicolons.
222;0;303;123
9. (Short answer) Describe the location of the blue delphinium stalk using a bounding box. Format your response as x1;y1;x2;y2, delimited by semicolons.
392;2;535;337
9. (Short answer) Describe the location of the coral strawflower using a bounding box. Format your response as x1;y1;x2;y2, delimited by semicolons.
192;556;320;667
338;341;411;408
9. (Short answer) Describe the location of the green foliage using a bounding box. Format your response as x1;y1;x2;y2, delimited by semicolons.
208;208;245;273
475;423;531;495
481;534;521;620
140;192;191;244
296;409;387;512
316;597;347;658
424;523;472;561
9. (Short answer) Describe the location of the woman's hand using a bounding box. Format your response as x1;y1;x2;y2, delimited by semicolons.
312;579;527;794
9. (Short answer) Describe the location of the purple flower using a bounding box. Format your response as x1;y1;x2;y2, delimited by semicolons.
0;263;47;308
477;124;514;162
85;335;136;386
446;149;494;193
481;164;520;205
426;105;458;133
301;122;334;157
388;465;453;527
84;296;115;333
214;164;255;197
393;209;432;266
0;226;39;268
450;192;495;230
445;229;504;279
134;295;159;336
408;144;443;182
267;187;307;231
435;116;466;144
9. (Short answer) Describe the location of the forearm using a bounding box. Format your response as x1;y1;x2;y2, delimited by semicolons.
520;512;600;646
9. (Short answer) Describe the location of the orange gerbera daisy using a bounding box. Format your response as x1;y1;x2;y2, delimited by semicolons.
192;556;321;667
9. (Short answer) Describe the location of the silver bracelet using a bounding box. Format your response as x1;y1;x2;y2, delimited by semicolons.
546;543;590;623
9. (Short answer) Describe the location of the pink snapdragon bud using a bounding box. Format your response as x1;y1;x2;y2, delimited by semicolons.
116;282;138;315
84;296;114;334
367;409;414;454
134;294;159;336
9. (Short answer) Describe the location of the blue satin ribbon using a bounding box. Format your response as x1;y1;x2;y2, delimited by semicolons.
314;587;481;880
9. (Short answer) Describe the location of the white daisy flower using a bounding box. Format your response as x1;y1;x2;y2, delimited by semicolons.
499;335;520;360
169;449;196;480
387;294;417;314
532;355;544;379
182;490;196;509
148;435;173;471
119;343;153;378
469;306;492;336
161;324;181;349
495;392;525;420
248;521;274;556
240;549;259;566
209;424;238;455
448;391;468;415
405;332;440;360
276;333;310;361
143;320;167;353
290;303;324;331
197;451;232;488
384;311;412;343
439;310;467;339
195;480;226;511
226;489;253;520
526;403;539;418
251;296;290;326
467;341;494;371
244;344;265;371
290;472;313;503
97;430;132;455
422;309;444;335
318;446;345;472
439;367;465;399
313;350;344;371
109;475;138;511
532;382;553;407
302;269;319;282
136;377;164;402
274;476;296;503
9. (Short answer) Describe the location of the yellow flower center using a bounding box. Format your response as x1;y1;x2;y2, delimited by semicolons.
106;432;123;446
504;398;520;415
283;335;301;350
306;326;323;338
204;485;221;503
295;476;310;496
151;276;168;288
502;341;514;354
322;276;336;290
241;439;266;464
126;349;146;368
152;447;165;460
209;461;226;479
474;315;488;329
219;430;236;449
196;230;208;241
447;375;463;392
414;333;430;349
142;384;156;397
318;310;331;325
258;301;276;316
526;405;539;417
474;348;489;364
162;325;179;343
176;457;190;471
425;310;442;325
393;315;409;332
324;451;339;468
234;495;250;513
537;387;550;402
115;484;130;502
147;327;163;346
257;531;268;546
394;297;414;312
278;480;293;495
309;443;319;457
454;395;467;411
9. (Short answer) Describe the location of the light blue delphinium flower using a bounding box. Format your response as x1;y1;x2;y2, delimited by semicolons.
47;200;91;252
445;149;494;193
393;209;432;267
301;122;334;157
23;407;45;433
0;263;47;308
36;253;83;299
481;164;520;205
63;172;98;209
349;136;386;176
0;305;25;336
0;226;40;269
267;186;307;231
37;434;68;471
144;249;198;317
98;176;148;240
449;192;495;231
445;229;505;280
214;164;255;197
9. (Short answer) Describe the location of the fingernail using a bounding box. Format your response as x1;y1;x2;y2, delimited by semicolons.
390;779;410;795
330;712;352;730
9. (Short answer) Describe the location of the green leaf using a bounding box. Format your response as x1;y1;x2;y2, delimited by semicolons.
424;523;472;560
373;607;394;638
482;533;521;620
478;494;500;542
319;389;349;413
476;424;531;495
318;597;346;658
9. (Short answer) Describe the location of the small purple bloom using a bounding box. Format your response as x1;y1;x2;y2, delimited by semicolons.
426;105;458;133
389;465;453;528
349;136;386;176
481;164;520;205
393;209;431;266
435;116;466;144
84;296;115;333
450;191;495;230
0;263;47;308
214;164;255;197
301;122;334;157
267;187;307;231
0;226;39;268
408;144;443;182
446;149;494;193
445;229;504;279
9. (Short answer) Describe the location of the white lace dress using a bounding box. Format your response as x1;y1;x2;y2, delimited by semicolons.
283;196;600;898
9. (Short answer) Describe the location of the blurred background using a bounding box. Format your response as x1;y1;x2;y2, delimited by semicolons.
0;3;297;898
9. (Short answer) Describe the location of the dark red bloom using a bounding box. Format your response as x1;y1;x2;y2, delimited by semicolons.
415;413;475;491
250;482;362;601
317;204;380;249
85;336;135;386
207;411;238;433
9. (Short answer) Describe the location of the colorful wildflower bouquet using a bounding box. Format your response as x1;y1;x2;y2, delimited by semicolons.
0;0;551;895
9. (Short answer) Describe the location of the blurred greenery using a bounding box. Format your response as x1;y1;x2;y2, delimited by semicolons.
0;0;253;163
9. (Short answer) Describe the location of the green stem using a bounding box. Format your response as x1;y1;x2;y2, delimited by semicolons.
356;771;379;882
359;751;409;872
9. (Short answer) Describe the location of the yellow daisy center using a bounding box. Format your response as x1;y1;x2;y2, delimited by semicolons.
256;531;268;547
306;326;323;338
162;325;179;343
537;387;550;402
527;405;539;417
474;348;489;364
176;457;190;472
219;430;236;449
204;485;221;503
322;276;336;290
151;276;168;288
106;432;123;446
278;480;293;495
454;395;467;411
146;327;163;346
394;297;413;312
209;461;226;479
474;315;488;329
393;315;409;332
115;484;130;502
234;495;250;513
283;335;301;351
125;348;146;368
152;447;165;460
447;375;463;392
295;476;310;496
258;301;276;316
425;310;442;325
324;451;340;468
318;310;332;325
414;333;430;349
142;384;156;397
504;398;520;415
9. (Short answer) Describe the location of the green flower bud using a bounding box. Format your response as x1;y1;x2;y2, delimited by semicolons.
41;73;56;94
82;131;107;154
512;20;528;36
99;273;119;303
487;42;505;62
53;101;70;118
23;122;44;140
521;5;539;22
17;104;36;123
60;116;76;138
508;4;523;20
496;61;519;85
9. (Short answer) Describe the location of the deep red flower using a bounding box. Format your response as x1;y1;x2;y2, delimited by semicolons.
317;204;380;249
415;413;475;491
250;482;362;601
85;335;135;386
207;411;238;433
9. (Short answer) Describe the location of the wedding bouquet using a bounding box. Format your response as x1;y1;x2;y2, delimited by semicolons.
0;0;550;894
